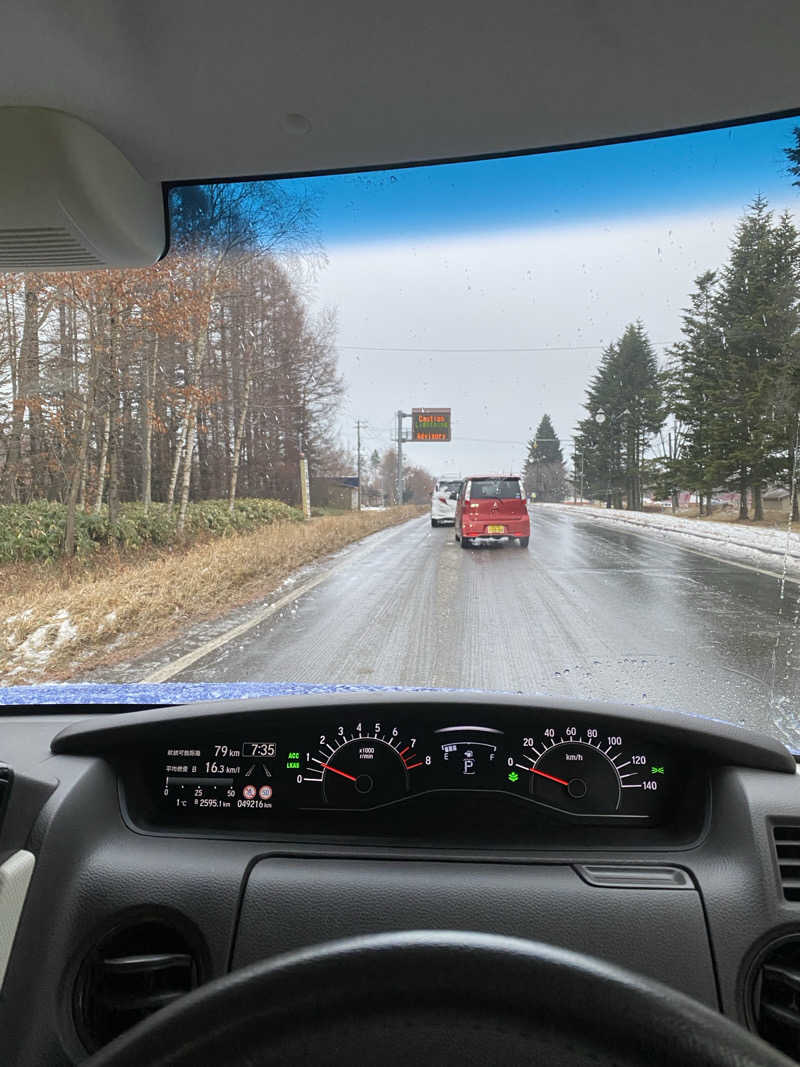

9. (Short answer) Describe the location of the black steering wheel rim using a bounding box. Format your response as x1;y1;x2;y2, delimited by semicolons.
85;930;790;1067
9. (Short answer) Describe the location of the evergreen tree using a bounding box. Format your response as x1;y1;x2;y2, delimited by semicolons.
575;323;663;509
786;127;800;189
712;197;800;518
667;271;728;513
523;414;567;501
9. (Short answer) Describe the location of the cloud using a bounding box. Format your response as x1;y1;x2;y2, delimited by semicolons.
308;201;797;473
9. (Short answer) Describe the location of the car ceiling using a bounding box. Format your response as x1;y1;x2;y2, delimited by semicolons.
4;1;800;183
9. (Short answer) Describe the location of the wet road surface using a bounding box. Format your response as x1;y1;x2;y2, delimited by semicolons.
144;507;800;745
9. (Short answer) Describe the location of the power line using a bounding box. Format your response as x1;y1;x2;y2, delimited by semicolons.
338;341;676;354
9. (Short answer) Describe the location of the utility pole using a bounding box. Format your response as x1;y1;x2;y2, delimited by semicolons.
396;410;405;506
356;419;362;511
298;432;311;520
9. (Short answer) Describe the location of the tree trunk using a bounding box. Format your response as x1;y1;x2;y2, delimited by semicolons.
229;375;252;512
176;407;197;535
21;279;42;499
166;414;188;514
738;474;749;520
64;353;100;556
94;410;111;512
106;299;121;527
142;336;158;512
1;284;21;501
753;482;763;522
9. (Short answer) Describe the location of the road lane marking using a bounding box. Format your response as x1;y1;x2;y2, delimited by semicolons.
142;515;428;683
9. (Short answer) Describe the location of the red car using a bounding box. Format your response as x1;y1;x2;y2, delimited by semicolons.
455;475;530;549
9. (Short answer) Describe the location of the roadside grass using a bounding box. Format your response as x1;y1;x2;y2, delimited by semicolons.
673;507;791;529
1;506;423;684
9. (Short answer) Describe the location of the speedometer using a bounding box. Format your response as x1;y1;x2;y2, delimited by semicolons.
509;728;666;818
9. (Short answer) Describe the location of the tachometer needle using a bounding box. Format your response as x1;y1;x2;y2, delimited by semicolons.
319;762;358;782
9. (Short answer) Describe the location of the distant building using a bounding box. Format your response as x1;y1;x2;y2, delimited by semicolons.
310;475;359;510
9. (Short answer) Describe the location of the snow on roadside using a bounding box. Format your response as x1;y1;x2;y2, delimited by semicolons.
539;503;800;578
4;609;78;677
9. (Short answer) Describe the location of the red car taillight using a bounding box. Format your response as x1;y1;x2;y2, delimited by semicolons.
438;496;447;503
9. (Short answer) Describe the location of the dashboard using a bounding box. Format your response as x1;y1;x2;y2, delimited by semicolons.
137;710;675;828
57;697;729;848
1;691;800;1066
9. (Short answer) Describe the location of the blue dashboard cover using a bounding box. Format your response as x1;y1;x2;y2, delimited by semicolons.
0;682;445;705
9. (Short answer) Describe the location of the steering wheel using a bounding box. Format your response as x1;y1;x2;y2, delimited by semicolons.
85;930;789;1066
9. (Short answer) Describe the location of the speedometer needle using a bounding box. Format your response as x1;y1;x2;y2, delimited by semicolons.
528;767;569;786
320;762;358;782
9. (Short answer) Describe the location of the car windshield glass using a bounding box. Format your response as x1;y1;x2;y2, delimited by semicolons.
470;480;522;499
3;114;800;753
441;482;461;494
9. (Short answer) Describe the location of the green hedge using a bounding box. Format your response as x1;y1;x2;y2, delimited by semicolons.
0;498;301;562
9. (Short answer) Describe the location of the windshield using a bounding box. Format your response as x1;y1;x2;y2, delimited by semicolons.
3;116;800;749
438;482;462;496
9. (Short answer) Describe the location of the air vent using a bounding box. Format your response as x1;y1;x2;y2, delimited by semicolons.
0;227;103;269
750;935;800;1060
73;918;202;1052
774;827;800;901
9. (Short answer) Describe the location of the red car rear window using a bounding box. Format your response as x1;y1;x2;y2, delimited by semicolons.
469;479;522;499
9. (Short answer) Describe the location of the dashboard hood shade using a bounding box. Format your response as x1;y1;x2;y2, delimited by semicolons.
44;688;797;774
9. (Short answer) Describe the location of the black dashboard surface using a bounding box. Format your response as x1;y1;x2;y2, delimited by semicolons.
0;691;799;1065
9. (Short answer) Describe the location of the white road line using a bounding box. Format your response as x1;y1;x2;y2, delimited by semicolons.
544;508;800;586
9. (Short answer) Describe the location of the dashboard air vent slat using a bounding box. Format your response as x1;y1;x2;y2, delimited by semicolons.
774;827;800;900
750;934;800;1060
74;919;201;1053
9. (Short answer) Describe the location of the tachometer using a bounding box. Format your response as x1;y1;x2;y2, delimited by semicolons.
302;724;425;809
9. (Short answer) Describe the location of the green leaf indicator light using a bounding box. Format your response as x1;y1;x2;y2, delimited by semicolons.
508;771;519;782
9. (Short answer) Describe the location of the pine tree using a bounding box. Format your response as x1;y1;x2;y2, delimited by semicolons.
786;128;800;189
575;324;663;510
668;271;727;513
712;197;800;518
523;414;567;501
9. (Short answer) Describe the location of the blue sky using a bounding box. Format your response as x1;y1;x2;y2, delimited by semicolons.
276;115;800;246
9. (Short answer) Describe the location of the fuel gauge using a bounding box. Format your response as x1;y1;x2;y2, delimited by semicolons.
435;726;504;786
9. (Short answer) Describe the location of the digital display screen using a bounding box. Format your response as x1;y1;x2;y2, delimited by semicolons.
411;408;451;441
242;741;277;758
143;717;674;826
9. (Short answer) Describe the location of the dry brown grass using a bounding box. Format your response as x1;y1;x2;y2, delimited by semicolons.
673;506;790;528
1;506;423;684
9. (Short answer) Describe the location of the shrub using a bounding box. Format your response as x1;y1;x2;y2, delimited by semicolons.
0;497;301;562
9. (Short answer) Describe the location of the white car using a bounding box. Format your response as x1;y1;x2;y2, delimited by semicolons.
430;479;462;526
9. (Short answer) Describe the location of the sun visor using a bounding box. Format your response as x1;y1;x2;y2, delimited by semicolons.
0;108;166;270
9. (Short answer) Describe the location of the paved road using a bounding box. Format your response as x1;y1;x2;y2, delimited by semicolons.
150;507;800;744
